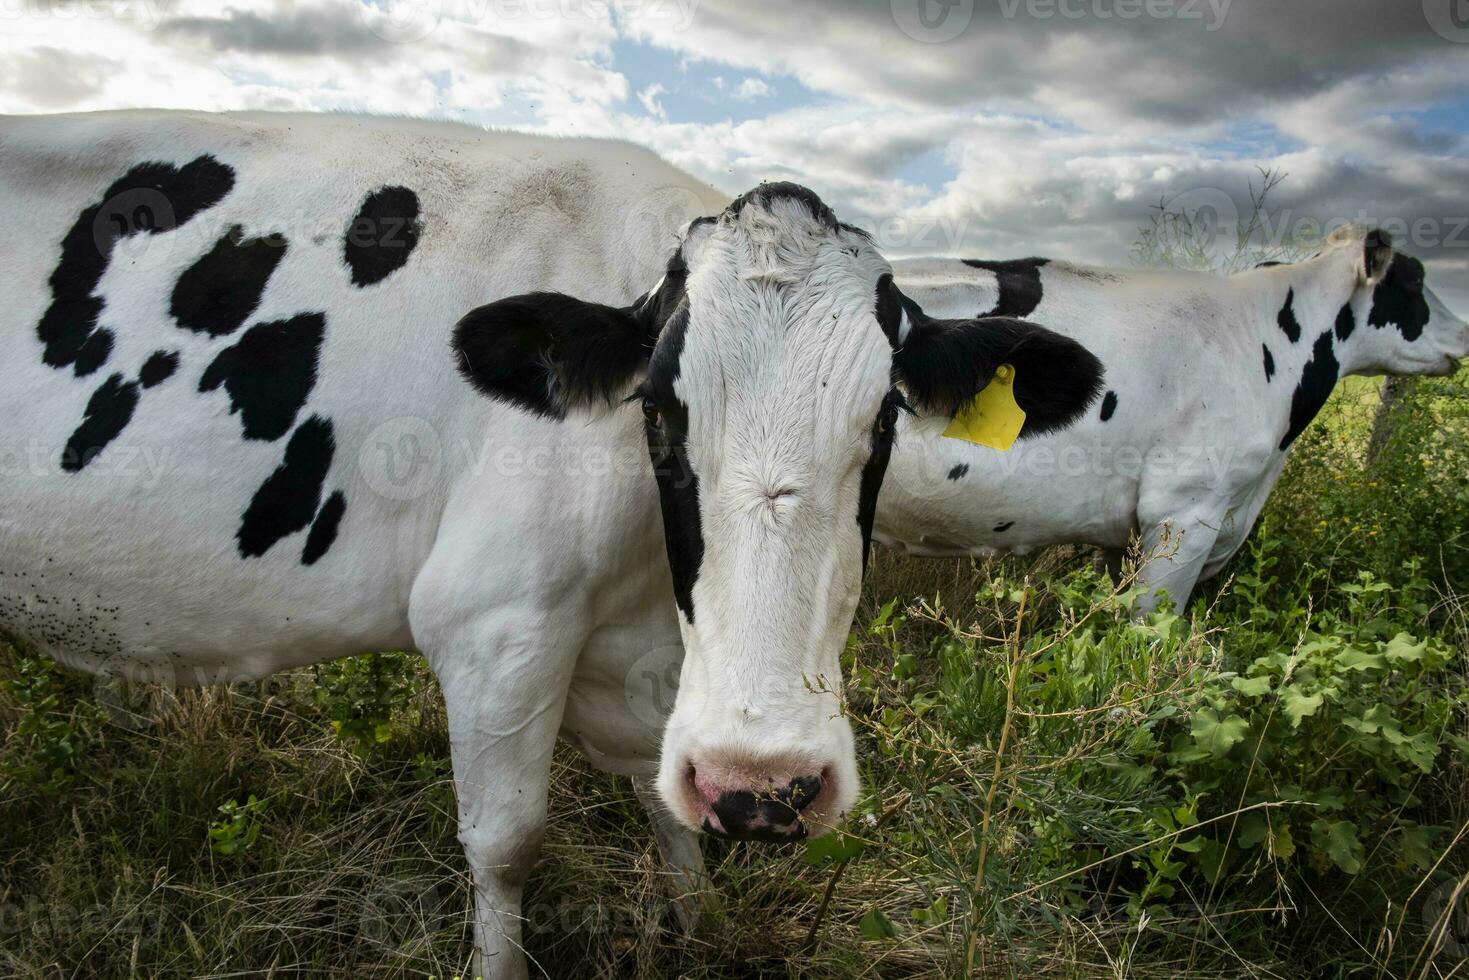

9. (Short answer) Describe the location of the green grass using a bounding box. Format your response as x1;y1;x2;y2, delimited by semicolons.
3;379;1467;979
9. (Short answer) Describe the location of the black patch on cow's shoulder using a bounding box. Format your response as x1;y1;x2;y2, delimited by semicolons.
1099;390;1118;422
857;390;903;570
1280;330;1339;451
61;374;139;472
301;490;346;566
642;306;703;624
139;350;179;388
1262;344;1275;381
1334;303;1356;342
947;463;969;481
172;225;287;336
37;156;234;374
994;521;1015;533
199;313;325;441
1369;254;1430;341
960;257;1050;319
454;292;652;420
237;416;335;558
344;186;421;287
1277;288;1302;344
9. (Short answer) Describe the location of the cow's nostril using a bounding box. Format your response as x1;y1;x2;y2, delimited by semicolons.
785;774;823;812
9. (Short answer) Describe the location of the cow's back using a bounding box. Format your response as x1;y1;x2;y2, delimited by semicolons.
0;110;724;680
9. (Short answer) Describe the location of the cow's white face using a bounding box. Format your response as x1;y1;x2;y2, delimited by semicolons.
638;192;892;840
453;183;1104;841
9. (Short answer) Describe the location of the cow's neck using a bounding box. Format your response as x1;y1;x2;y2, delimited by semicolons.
1250;249;1370;378
1245;248;1372;452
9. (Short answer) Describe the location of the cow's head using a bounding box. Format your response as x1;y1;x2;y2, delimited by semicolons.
454;184;1103;840
1313;225;1468;377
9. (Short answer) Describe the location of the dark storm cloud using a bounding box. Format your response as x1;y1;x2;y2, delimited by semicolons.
632;0;1469;128
158;6;389;56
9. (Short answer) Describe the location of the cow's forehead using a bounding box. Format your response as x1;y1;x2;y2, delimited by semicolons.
646;185;893;430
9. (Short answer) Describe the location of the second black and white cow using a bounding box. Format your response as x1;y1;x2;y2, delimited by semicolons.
876;225;1469;609
0;110;1103;977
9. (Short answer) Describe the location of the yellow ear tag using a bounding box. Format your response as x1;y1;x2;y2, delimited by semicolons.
941;364;1025;451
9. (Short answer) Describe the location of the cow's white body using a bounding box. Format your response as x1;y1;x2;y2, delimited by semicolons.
880;247;1468;608
0;110;724;977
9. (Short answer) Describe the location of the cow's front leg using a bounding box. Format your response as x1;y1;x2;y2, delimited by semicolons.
421;612;585;980
1132;516;1222;616
632;774;709;933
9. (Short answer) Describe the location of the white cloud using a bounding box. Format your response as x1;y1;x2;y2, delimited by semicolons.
732;77;770;100
638;82;667;118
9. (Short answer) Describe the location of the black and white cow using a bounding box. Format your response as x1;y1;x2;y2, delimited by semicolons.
0;110;1103;977
876;225;1469;610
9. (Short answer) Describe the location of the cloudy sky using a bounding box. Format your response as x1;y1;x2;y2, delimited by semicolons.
4;0;1468;310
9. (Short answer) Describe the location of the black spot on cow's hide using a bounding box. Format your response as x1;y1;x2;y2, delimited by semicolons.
1099;390;1118;422
72;328;114;377
138;350;179;388
960;257;1050;318
301;490;346;566
994;521;1015;533
199;313;325;441
1277;288;1301;344
344;186;421;287
37;156;234;374
1369;254;1430;341
61;374;139;472
1334;303;1356;342
947;463;969;481
1279;330;1339;451
1262;344;1275;381
237;416;335;559
171;225;287;336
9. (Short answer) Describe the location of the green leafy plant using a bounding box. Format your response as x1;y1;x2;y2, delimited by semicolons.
313;651;419;755
0;653;98;794
1163;564;1467;882
208;794;268;857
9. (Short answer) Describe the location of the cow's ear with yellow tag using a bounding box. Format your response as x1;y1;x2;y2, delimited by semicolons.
942;364;1026;451
880;272;1105;442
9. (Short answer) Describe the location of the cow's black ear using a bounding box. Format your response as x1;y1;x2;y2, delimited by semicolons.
453;292;651;419
893;296;1104;437
1364;228;1395;283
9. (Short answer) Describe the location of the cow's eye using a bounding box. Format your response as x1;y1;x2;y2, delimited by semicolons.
641;396;661;427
